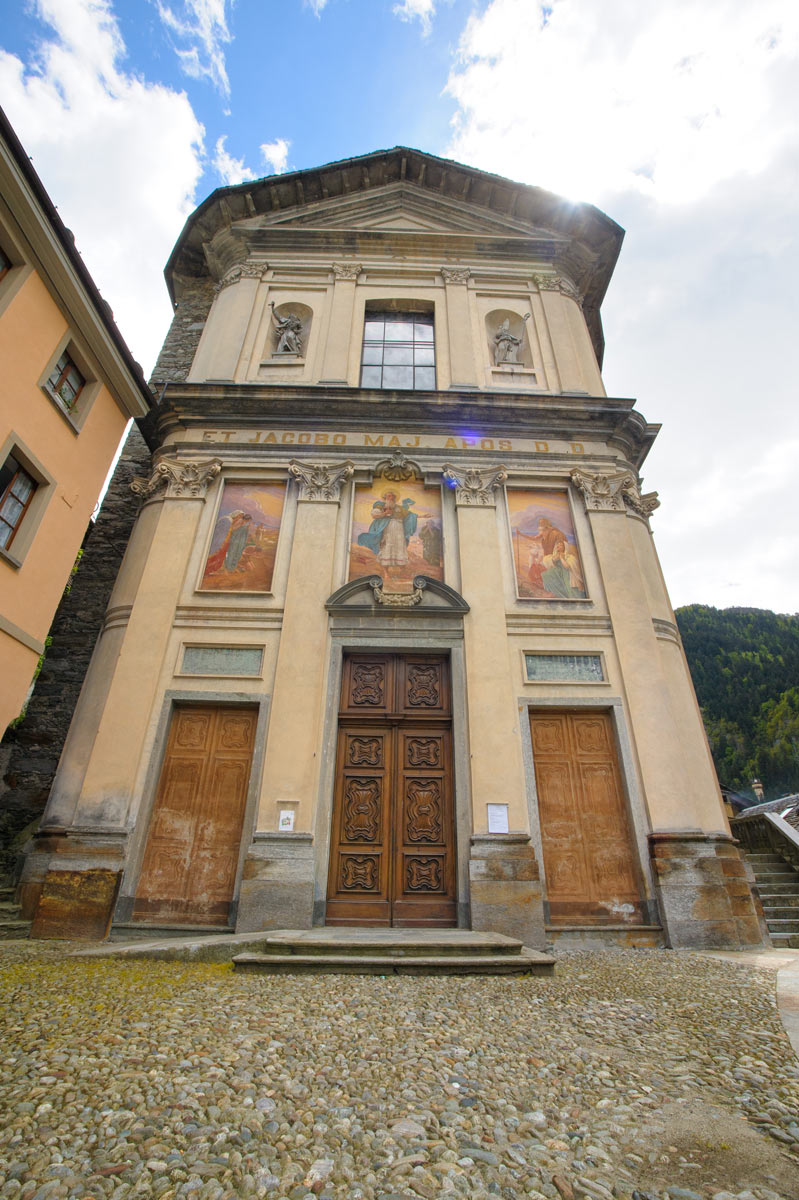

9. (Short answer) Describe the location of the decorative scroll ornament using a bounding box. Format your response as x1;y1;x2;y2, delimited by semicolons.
288;459;354;501
130;457;222;500
570;468;660;519
369;575;425;607
332;262;363;281
442;463;508;506
441;266;471;285
215;261;266;292
531;272;582;304
373;450;421;482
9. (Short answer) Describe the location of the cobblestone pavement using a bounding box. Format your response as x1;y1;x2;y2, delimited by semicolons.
1;942;798;1200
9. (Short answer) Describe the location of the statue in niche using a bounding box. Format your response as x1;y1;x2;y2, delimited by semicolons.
493;314;530;365
269;302;304;355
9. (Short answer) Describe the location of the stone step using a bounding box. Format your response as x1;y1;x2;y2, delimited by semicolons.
761;905;799;920
0;918;32;940
767;932;799;949
233;950;555;977
747;853;790;865
759;893;799;908
753;872;799;885
110;922;235;941
764;919;799;934
258;929;528;958
755;882;799;896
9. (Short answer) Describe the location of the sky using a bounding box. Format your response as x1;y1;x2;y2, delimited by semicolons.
1;0;797;614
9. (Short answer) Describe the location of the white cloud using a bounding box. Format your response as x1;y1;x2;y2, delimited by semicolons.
213;135;255;184
157;0;231;97
393;0;435;36
445;0;799;614
0;0;205;375
260;138;291;175
306;0;330;15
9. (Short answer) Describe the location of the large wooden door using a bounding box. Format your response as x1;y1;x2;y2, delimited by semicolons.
326;654;457;927
530;710;645;924
133;704;257;926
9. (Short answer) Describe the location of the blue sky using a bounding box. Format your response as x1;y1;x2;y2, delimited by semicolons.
1;0;798;613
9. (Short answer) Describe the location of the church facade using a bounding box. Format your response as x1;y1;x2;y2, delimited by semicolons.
21;148;765;949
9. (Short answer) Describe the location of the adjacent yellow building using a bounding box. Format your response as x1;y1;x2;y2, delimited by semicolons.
22;149;765;950
0;107;154;737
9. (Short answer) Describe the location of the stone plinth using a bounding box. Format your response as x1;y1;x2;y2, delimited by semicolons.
650;832;767;949
236;832;315;931
469;834;546;949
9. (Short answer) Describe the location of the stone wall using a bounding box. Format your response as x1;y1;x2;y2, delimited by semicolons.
149;278;215;387
0;424;152;885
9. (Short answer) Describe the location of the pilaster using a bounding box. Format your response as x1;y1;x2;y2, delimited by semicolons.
319;264;362;384
237;460;353;932
441;266;478;389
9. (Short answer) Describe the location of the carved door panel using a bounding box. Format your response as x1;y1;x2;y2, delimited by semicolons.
134;705;256;925
531;710;644;924
327;654;456;927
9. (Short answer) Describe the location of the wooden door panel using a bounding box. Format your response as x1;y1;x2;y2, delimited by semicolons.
327;656;456;927
134;705;256;926
531;710;644;924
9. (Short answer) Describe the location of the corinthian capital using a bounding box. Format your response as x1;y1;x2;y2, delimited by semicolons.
332;262;362;282
442;464;507;506
441;266;471;285
570;468;659;519
130;457;222;500
289;459;354;501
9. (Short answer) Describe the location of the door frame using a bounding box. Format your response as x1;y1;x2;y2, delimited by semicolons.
314;637;472;927
518;695;659;926
114;689;271;926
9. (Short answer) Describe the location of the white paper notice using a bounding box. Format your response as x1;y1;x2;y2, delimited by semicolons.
487;803;509;834
278;810;295;832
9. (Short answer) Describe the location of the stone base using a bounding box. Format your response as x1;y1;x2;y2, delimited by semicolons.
236;832;315;932
20;827;127;936
468;834;546;950
649;831;768;949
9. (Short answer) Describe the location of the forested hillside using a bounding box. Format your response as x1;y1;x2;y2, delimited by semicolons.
675;605;799;801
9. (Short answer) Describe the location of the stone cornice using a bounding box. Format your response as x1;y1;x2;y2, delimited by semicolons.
146;383;659;470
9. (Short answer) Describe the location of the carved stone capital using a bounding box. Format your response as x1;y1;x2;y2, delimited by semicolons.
441;266;471;285
374;451;421;482
288;459;354;501
570;468;659;519
130;457;222;500
215;261;266;293
332;262;362;282
369;576;425;607
442;464;507;506
532;272;581;304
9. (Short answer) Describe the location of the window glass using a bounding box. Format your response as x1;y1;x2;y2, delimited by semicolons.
46;351;85;412
0;455;36;550
360;311;436;389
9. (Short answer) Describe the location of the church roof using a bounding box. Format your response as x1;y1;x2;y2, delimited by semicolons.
165;146;625;365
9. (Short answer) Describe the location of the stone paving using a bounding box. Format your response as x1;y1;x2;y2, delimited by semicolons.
1;941;798;1200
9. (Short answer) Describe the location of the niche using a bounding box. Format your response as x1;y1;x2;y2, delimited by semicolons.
266;301;313;360
485;309;533;368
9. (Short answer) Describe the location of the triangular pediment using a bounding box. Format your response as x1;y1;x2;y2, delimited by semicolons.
241;183;559;241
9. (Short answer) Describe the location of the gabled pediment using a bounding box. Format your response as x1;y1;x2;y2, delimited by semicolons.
246;183;557;240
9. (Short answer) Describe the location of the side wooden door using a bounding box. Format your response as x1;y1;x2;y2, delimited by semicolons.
133;704;257;925
530;709;645;924
326;653;457;927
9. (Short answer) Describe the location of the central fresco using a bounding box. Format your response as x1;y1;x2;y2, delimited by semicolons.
348;477;444;590
507;489;586;600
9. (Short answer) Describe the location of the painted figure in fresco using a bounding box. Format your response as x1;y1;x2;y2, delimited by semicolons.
419;519;443;567
269;302;303;355
535;516;569;555
206;510;255;574
358;491;417;570
541;539;586;599
527;540;546;593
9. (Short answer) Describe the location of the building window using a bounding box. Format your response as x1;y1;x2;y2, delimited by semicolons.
45;350;85;412
360;311;435;390
0;244;11;282
0;455;36;550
